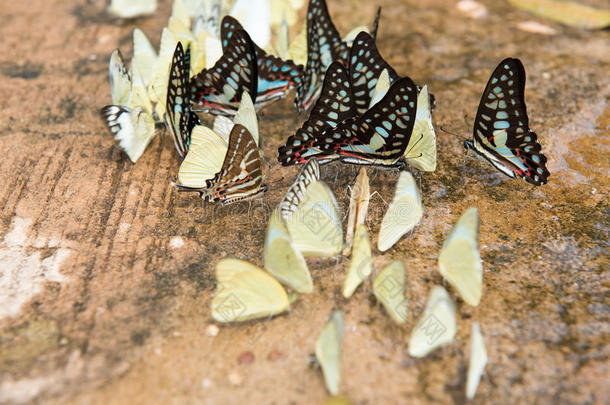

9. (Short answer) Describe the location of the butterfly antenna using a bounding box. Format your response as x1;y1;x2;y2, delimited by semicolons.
439;126;468;142
369;190;387;206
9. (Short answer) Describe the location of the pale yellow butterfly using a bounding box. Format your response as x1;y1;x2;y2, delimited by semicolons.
377;171;423;252
343;224;372;298
211;258;290;322
373;261;408;323
264;208;313;293
315;310;344;396
408;285;456;358
438;207;483;306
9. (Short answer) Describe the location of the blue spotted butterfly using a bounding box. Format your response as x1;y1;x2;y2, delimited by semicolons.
190;28;258;116
279;62;354;165
464;58;550;186
295;0;381;112
348;32;435;113
220;16;303;109
165;42;200;158
313;76;419;169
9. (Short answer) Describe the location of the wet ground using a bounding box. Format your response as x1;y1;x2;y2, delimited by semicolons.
0;0;608;404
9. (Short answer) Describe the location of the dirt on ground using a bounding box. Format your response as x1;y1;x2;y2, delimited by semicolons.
0;0;608;404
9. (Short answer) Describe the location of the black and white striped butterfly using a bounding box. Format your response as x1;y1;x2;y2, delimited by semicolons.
278;159;321;219
165;42;200;159
173;124;267;205
220;16;303;109
295;0;380;112
278;62;355;166
190;28;258;116
464;58;550;186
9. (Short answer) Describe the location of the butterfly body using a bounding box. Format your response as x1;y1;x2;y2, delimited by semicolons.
467;58;549;186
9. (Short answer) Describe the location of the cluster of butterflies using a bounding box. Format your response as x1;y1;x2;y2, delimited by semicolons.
212;158;486;398
100;0;551;399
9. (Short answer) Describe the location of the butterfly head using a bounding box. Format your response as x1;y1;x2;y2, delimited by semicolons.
463;139;474;151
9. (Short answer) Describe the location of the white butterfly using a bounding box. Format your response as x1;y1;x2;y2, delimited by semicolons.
438;207;483;306
103;49;156;162
377;171;423;252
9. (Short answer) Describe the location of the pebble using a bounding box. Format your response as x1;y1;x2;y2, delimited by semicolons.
517;21;557;35
205;324;219;337
456;0;488;19
201;378;212;388
238;351;255;364
228;371;243;386
267;350;284;362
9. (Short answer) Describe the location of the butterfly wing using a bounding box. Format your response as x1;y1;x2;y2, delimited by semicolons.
348;32;399;115
190;29;258;116
221;16;303;106
308;0;349;65
278;159;321;219
165;42;200;159
279;62;355;165
101;106;156;163
204;124;267;205
316;76;419;168
109;49;131;106
470;58;549;185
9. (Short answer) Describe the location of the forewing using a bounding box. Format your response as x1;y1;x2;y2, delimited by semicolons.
190;29;258;115
165;42;200;158
206;124;266;204
349;32;399;115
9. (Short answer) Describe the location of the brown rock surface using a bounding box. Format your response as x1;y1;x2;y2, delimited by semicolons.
0;0;608;404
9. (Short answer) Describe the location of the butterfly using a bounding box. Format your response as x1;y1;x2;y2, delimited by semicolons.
278;160;343;257
190;28;258;116
343;224;372;298
102;49;156;162
409;286;456;358
373;261;408;324
212;258;291;322
165;42;200;159
174;123;267;205
313;75;420;169
377;171;423;252
315;310;344;396
348;32;437;171
178;92;260;189
278;62;355;166
264;208;313;293
464;58;550;186
295;0;380;112
220;16;303;108
438;207;482;306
